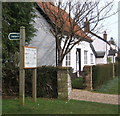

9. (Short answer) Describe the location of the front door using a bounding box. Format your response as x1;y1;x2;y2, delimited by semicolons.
77;48;81;74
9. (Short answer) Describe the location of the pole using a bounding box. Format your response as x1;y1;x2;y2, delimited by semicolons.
19;26;25;106
113;55;115;78
32;69;37;102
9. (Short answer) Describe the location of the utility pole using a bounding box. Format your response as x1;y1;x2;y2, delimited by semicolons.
19;26;25;106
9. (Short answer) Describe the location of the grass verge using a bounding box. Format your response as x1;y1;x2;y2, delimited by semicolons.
93;76;120;95
2;98;119;114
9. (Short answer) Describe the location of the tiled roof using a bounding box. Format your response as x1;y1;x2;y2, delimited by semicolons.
36;2;92;42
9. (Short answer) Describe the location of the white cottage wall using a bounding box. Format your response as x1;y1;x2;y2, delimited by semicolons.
93;38;106;52
62;41;96;72
77;41;96;71
92;38;108;64
29;10;56;66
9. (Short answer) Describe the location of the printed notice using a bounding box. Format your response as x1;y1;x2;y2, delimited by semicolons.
24;46;37;68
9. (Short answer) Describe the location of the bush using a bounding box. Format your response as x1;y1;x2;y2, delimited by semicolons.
72;77;83;89
115;62;120;77
26;66;58;98
92;64;113;89
2;63;19;96
115;53;120;62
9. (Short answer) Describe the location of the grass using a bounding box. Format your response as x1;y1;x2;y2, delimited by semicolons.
93;76;120;95
2;98;119;114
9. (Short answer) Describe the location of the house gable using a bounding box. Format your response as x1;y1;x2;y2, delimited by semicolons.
36;2;93;43
29;8;56;66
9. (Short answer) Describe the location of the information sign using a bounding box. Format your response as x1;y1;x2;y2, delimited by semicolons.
24;46;37;69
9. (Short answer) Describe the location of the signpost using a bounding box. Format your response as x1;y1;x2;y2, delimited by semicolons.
19;26;37;105
8;27;37;105
8;33;20;40
19;27;25;106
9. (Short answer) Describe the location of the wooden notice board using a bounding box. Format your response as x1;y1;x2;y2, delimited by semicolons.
24;46;37;69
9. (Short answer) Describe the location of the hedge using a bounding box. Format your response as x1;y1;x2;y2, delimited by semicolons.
92;64;113;89
26;66;58;98
72;77;83;89
115;62;120;77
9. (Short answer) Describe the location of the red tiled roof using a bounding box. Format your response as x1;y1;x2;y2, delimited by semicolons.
37;2;92;42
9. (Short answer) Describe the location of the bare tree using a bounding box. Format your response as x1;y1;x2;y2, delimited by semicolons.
37;0;115;66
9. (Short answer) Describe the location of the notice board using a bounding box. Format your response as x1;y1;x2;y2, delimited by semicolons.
24;46;37;69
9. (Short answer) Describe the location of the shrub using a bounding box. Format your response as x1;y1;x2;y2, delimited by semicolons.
72;77;83;89
115;53;120;62
115;62;120;77
92;64;113;89
26;66;58;98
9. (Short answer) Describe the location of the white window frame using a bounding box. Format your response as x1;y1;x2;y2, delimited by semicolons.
90;53;94;64
65;52;71;67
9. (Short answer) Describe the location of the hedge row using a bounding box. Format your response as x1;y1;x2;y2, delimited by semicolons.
72;77;83;89
92;62;120;89
2;66;58;98
115;62;120;77
92;64;113;89
26;66;58;98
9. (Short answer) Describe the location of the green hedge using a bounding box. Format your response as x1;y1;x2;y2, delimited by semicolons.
115;62;120;77
72;77;83;89
92;64;113;89
26;66;58;98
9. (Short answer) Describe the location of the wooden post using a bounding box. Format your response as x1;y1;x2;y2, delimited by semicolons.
32;69;37;102
19;26;25;106
113;55;115;78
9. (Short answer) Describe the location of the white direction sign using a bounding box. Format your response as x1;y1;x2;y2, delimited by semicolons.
24;46;37;69
8;33;20;40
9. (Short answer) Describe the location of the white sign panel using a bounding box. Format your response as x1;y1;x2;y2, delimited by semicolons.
24;46;37;69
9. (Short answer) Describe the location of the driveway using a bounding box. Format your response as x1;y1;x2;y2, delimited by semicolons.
71;89;119;105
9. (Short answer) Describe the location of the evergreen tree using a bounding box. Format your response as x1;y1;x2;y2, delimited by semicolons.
2;2;37;95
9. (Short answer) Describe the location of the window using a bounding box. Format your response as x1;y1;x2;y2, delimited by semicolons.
90;53;94;64
84;50;88;64
66;52;71;66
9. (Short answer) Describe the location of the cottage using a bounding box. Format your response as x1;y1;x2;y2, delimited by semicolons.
29;2;96;76
91;32;118;64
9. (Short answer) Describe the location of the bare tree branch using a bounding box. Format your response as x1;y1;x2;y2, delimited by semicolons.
37;0;115;66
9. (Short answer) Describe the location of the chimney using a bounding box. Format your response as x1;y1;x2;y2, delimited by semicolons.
84;17;90;33
103;31;107;40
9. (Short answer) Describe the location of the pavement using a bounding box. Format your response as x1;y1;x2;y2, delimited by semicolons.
71;89;119;105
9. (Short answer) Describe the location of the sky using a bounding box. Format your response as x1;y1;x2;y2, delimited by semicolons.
102;0;119;45
58;0;119;46
0;0;119;46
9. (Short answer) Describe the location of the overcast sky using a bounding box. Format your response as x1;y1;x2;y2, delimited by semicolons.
61;0;119;45
103;0;119;45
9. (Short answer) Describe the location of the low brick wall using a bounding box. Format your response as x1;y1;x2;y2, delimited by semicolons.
57;67;72;100
83;66;93;90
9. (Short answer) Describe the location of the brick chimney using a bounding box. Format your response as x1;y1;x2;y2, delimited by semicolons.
103;31;107;40
84;17;90;33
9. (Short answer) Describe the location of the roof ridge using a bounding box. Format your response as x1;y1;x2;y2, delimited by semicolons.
36;1;93;42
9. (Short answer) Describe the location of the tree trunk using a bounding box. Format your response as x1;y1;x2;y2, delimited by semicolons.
57;47;63;67
58;61;62;66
